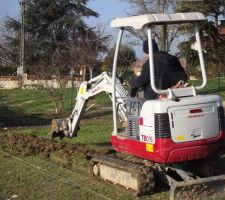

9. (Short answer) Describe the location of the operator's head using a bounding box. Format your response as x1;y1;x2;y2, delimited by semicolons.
143;39;159;54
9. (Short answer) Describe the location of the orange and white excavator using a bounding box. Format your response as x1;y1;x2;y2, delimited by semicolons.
51;12;225;200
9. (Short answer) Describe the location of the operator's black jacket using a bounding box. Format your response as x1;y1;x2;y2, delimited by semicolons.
129;51;187;100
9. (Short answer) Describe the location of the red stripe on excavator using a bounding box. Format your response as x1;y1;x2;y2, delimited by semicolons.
111;131;225;164
189;108;203;114
139;117;143;126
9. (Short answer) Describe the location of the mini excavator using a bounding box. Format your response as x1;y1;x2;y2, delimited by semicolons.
51;12;225;200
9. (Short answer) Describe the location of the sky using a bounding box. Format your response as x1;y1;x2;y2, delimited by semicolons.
86;0;132;45
0;0;143;56
87;0;129;25
0;0;20;24
0;0;129;29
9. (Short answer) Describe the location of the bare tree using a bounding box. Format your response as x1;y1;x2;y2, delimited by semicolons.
74;25;110;80
121;0;179;52
29;26;111;114
28;49;69;114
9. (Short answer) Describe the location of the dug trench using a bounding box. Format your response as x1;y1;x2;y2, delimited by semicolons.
0;134;96;169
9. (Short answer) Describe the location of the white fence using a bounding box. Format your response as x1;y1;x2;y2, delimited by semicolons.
0;74;83;89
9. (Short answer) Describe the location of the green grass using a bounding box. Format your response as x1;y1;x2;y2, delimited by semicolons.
0;88;111;118
0;151;169;200
0;88;77;117
0;153;136;200
0;77;224;120
94;92;111;106
189;77;225;98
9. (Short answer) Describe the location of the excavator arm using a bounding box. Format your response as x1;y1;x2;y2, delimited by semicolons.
50;72;128;139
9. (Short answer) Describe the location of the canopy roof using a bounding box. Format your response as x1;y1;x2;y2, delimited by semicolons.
110;12;206;30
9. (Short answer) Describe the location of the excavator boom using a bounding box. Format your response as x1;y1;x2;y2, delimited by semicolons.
50;72;128;139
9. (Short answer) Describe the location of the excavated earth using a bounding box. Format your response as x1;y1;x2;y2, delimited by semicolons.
0;134;96;168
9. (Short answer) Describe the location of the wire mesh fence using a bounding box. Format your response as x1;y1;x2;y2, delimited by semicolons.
0;86;78;129
0;107;52;128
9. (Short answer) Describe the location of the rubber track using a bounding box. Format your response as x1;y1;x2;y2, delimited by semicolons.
90;154;155;196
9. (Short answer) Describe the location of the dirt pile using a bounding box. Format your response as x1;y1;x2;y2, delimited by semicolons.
0;134;96;167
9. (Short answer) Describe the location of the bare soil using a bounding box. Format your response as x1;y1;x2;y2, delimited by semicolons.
0;134;96;167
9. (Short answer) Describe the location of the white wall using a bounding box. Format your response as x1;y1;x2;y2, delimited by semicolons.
0;75;82;89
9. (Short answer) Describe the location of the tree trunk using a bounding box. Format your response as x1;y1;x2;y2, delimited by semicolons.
82;67;87;81
88;67;93;79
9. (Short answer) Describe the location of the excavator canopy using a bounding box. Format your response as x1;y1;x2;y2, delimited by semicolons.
110;12;206;29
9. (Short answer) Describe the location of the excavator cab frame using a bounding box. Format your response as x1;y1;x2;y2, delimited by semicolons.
110;12;207;135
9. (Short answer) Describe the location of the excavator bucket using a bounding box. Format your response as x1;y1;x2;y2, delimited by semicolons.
170;174;225;200
50;118;70;140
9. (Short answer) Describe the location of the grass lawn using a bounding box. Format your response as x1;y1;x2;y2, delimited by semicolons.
0;88;111;117
189;77;225;99
0;87;111;127
0;77;224;121
0;153;135;200
0;152;169;200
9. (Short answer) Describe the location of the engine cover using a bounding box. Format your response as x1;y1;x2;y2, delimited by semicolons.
113;94;225;163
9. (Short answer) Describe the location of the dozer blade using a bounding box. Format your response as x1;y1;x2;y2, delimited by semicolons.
170;174;225;200
50;118;70;140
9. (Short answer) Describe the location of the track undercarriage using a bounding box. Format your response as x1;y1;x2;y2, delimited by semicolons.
89;154;155;196
89;153;225;200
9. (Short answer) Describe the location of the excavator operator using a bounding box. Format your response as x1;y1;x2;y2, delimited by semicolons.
129;39;187;100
